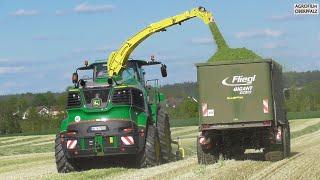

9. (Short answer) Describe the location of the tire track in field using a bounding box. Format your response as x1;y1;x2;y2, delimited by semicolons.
147;130;320;180
0;137;39;146
2;119;320;179
0;152;53;166
0;137;19;142
0;152;52;160
0;161;56;180
0;135;55;148
171;126;197;137
248;130;320;180
31;141;54;146
114;157;198;180
290;118;320;132
0;153;55;178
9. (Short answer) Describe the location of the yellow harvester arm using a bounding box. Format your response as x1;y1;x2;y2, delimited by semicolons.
107;7;213;76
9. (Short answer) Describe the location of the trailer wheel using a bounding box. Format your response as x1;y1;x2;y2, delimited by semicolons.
282;124;291;158
197;137;218;164
137;125;161;167
157;108;172;163
264;125;289;161
231;147;245;160
55;134;79;173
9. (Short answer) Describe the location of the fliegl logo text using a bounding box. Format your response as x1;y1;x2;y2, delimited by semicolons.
222;75;256;95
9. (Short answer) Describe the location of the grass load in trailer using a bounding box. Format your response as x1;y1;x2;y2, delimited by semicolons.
207;22;262;62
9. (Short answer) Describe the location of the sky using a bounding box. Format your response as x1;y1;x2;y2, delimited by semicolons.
0;0;319;95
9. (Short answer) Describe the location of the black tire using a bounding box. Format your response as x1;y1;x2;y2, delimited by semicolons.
197;137;218;164
283;124;291;158
264;125;290;161
137;125;161;168
157;108;172;163
55;134;79;173
231;147;245;160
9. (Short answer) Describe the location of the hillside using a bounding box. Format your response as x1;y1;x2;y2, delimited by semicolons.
1;71;320;135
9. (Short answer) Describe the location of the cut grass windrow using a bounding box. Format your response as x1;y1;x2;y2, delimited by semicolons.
291;121;320;139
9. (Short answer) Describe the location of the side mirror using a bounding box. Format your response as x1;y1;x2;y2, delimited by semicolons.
79;79;86;87
72;73;78;84
161;64;167;77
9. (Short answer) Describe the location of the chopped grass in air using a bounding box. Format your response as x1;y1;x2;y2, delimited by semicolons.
207;22;262;62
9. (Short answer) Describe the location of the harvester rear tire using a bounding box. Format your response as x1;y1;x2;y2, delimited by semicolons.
197;137;218;164
137;125;161;168
55;134;79;173
157;108;172;163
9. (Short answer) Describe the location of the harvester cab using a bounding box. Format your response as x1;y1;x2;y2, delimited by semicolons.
72;59;167;88
72;60;109;87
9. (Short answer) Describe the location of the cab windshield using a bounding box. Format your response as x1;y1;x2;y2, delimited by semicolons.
94;63;108;78
121;62;139;81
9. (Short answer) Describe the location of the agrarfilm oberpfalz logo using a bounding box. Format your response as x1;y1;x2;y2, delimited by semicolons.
294;3;318;15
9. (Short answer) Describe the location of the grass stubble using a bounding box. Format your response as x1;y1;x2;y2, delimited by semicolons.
1;118;320;179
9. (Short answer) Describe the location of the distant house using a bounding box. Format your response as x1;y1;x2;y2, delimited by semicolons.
50;106;64;116
37;106;50;116
166;97;183;108
22;106;51;120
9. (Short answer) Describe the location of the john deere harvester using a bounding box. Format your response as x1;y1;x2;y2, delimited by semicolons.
55;7;214;173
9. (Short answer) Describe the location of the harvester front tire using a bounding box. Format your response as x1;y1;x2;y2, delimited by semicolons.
55;134;78;173
197;137;218;164
137;125;161;168
157;108;172;163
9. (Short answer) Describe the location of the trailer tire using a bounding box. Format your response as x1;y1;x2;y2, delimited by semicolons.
265;125;290;161
55;134;79;173
231;147;245;160
197;137;218;164
283;124;291;158
157;108;172;163
137;125;161;168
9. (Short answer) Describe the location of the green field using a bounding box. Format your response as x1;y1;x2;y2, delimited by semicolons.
1;118;320;179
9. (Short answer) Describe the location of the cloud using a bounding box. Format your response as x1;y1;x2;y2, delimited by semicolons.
0;58;9;62
1;82;25;88
269;14;304;21
190;37;213;45
263;42;287;49
236;29;284;39
0;66;25;74
55;10;67;16
74;3;115;13
10;9;39;16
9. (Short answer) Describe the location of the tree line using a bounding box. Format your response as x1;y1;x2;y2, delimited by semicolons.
0;71;320;135
0;92;67;134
